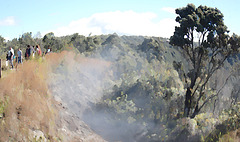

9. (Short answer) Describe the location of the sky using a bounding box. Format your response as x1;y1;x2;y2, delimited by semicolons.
0;0;239;40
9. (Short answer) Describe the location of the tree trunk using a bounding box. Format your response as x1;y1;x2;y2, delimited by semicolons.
191;105;199;118
184;69;198;117
184;87;192;117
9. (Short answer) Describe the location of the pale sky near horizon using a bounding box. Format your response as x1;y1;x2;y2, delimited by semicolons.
0;0;239;40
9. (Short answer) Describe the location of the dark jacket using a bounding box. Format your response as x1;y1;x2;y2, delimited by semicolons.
7;50;13;60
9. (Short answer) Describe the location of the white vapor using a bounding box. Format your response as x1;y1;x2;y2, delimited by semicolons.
0;16;17;26
50;10;178;38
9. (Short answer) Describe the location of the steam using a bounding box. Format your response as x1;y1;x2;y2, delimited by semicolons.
48;52;113;116
46;35;186;142
83;110;148;142
47;45;161;141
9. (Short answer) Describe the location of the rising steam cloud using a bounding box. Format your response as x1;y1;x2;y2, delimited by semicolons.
47;47;158;142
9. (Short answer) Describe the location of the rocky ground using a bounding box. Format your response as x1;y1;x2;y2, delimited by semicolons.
52;97;106;142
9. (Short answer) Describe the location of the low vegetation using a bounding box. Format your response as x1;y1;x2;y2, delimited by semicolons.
0;3;239;142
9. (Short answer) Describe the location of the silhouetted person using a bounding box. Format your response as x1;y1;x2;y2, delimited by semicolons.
7;47;14;69
25;45;31;60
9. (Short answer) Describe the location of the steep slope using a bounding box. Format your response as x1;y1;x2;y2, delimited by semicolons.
0;54;106;141
47;35;187;142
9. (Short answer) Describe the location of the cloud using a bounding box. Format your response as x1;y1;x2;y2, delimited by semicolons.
50;10;178;38
0;16;17;26
161;7;176;14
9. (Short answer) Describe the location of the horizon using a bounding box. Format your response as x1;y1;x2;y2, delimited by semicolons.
1;0;239;40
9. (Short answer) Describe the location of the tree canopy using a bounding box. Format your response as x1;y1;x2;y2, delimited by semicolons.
170;4;240;118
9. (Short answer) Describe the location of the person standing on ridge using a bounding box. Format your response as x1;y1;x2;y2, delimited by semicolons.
11;46;14;57
36;45;42;56
30;45;35;58
7;47;14;69
45;46;51;55
25;45;30;60
17;48;23;64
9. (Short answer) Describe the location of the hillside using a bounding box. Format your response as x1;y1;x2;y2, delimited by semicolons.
0;53;105;141
0;34;239;141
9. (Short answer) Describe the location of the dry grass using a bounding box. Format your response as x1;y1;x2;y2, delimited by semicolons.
0;54;63;141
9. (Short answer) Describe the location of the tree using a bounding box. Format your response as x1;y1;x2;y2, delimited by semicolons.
170;4;239;118
43;32;55;47
0;35;6;58
18;32;36;47
43;32;64;52
0;36;5;46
